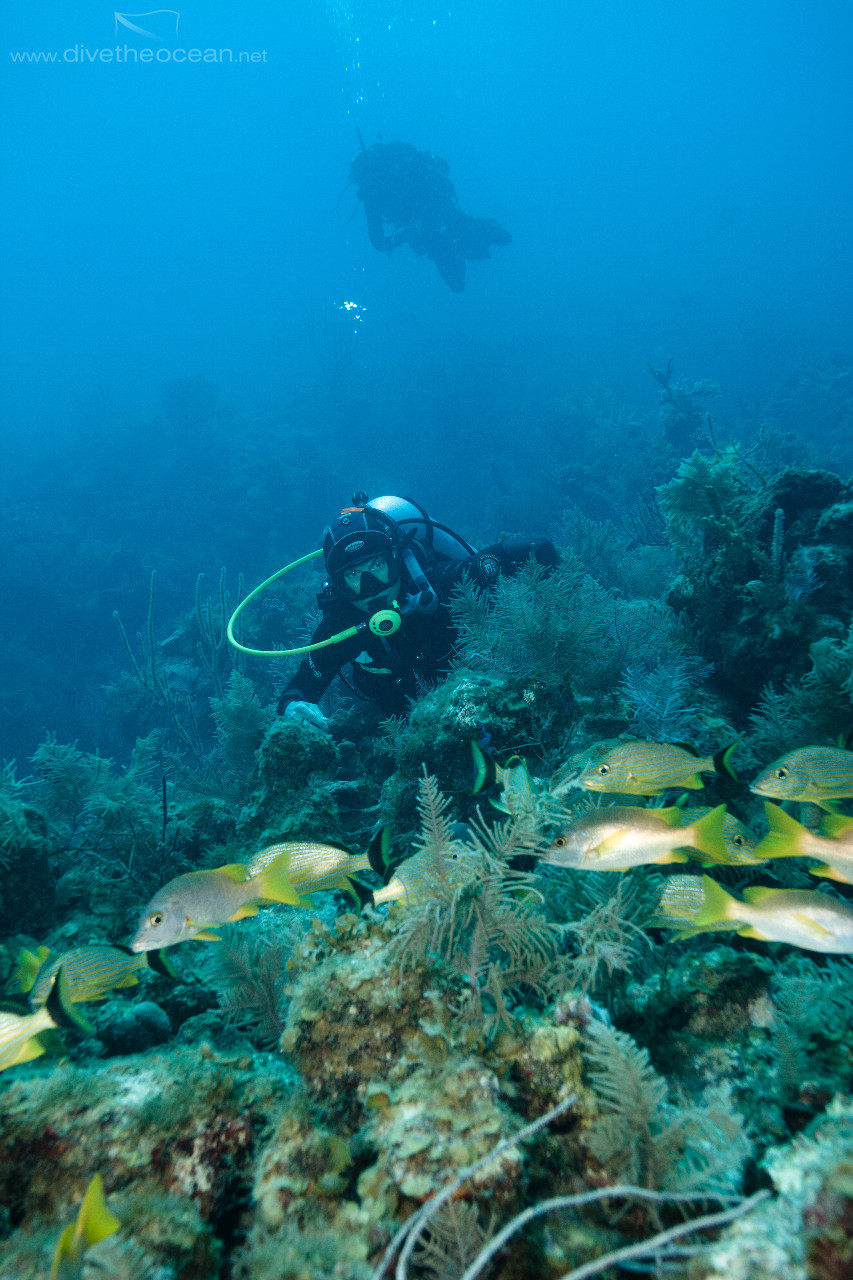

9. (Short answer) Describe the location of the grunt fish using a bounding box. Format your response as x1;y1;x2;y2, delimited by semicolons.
373;840;470;907
693;875;853;953
578;740;737;796
750;745;853;811
130;852;305;952
16;944;176;1010
542;804;728;872
246;833;381;904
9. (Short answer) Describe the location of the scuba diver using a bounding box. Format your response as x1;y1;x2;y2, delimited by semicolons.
348;138;511;292
277;494;559;731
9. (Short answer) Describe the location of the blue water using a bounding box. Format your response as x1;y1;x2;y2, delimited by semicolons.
1;0;852;759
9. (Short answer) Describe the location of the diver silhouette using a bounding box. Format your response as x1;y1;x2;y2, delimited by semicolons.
349;138;511;292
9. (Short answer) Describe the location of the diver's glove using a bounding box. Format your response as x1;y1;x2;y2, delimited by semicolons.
283;701;330;733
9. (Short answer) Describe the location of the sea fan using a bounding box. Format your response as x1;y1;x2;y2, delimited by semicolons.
620;654;712;742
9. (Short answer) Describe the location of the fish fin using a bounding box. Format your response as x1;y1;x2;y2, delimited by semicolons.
674;741;702;758
227;904;259;921
693;875;737;927
755;802;809;859
662;850;690;863
192;930;222;942
9;946;50;995
816;799;843;814
791;912;834;937
49;1224;75;1280
742;885;780;904
808;863;851;883
12;1036;49;1066
146;949;178;979
489;798;512;814
255;856;303;907
672;926;703;940
687;804;729;863
683;773;706;790
713;740;739;781
820;812;853;838
71;1174;121;1256
341;876;375;911
113;975;139;989
366;827;392;878
737;925;770;940
217;862;252;882
471;740;495;794
46;968;93;1036
654;806;686;827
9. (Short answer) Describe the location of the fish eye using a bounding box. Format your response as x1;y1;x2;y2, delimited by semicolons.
775;768;789;780
733;834;744;847
150;913;164;927
553;836;568;847
597;764;610;776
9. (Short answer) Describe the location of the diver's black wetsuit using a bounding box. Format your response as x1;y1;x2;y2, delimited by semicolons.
349;141;511;293
278;536;558;716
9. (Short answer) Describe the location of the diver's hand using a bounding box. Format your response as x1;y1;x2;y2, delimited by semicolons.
284;701;330;733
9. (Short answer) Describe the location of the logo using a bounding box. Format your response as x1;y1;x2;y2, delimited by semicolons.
344;540;365;554
477;553;501;580
114;11;180;41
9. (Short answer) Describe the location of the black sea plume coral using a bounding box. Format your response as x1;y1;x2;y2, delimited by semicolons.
389;773;560;1036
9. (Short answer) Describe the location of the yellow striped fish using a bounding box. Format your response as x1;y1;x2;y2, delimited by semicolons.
246;833;383;905
49;1173;120;1280
750;746;853;811
373;840;471;907
0;968;92;1074
754;802;853;884
579;740;737;796
16;945;176;1010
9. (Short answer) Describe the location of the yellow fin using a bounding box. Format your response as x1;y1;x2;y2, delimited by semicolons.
216;862;250;882
10;946;51;995
687;803;728;863
809;863;852;883
655;806;688;826
742;885;780;904
75;1173;120;1250
737;925;770;940
693;875;737;927
662;850;690;863
50;1174;120;1280
255;855;304;908
227;904;259;922
821;812;853;838
113;975;139;989
192;930;222;942
756;802;809;859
